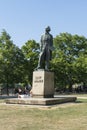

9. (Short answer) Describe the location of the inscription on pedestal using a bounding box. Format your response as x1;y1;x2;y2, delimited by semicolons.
34;76;43;83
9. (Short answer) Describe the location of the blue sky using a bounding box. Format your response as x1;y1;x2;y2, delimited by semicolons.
0;0;87;47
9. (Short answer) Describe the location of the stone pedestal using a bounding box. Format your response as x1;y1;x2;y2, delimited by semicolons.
5;70;77;106
32;70;54;98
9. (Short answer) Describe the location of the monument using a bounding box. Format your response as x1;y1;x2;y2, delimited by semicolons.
5;26;77;106
32;26;55;98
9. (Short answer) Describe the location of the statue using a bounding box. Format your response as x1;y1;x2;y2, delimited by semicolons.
37;26;54;70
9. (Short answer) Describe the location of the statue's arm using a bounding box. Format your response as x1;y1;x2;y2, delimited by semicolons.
40;35;43;51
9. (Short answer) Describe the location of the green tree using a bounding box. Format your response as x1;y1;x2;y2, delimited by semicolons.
0;30;25;94
21;40;39;84
52;33;87;91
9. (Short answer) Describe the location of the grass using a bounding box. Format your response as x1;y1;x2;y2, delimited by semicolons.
0;96;87;130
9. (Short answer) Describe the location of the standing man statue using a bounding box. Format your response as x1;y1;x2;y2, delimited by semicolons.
37;26;54;70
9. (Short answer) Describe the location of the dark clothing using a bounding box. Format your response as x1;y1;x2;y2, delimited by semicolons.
38;32;53;70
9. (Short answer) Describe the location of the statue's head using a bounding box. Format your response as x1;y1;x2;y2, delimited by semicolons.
45;26;51;32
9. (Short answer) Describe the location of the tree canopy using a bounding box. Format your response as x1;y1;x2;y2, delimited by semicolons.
0;30;87;94
21;40;39;84
51;33;87;91
0;30;26;94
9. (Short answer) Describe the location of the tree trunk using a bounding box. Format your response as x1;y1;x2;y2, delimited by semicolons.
6;83;9;95
69;83;72;92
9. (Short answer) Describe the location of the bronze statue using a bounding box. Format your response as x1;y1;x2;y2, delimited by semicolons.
37;26;54;70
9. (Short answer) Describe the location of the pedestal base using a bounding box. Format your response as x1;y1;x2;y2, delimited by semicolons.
5;96;77;106
32;70;54;98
